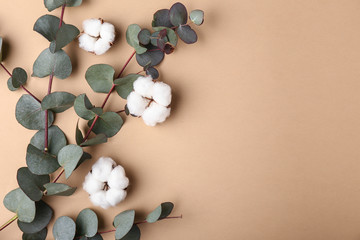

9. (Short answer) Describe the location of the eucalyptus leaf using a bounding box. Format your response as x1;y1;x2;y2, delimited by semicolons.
75;152;92;170
30;125;67;156
126;24;147;54
80;134;107;147
16;95;54;130
0;37;3;62
53;216;76;240
190;10;205;25
87;112;123;138
17;167;50;202
80;234;103;240
76;120;84;145
41;91;75;113
33;15;61;42
136;46;164;67
91;107;103;116
152;27;178;46
176;25;197;44
138;29;151;45
119;225;141;240
113;210;135;240
12;67;28;88
26;144;60;175
74;94;96;120
152;9;173;28
44;0;82;12
146;202;174;223
85;64;114;93
3;188;36;223
7;77;19;91
169;2;188;26
146;67;159;79
32;48;72;79
50;24;80;53
44;183;76;196
18;201;53;234
114;74;141;99
58;144;83;179
22;228;48;240
76;208;98;238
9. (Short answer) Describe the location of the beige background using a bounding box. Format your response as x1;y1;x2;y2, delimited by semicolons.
1;0;360;239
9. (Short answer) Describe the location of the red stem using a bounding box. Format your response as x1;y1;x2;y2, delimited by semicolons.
59;4;66;28
0;62;11;76
117;50;136;78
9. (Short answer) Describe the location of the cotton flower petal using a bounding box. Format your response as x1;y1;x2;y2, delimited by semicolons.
78;34;97;52
83;172;105;195
90;191;111;209
142;102;171;126
127;92;150;116
83;18;102;37
106;188;127;206
108;166;129;190
152;82;172;106
94;38;111;55
100;22;115;43
91;157;116;182
133;76;154;98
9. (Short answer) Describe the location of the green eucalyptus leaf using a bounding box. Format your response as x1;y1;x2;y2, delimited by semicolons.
3;188;36;223
58;144;83;179
176;25;197;44
145;67;159;79
113;210;135;240
125;105;129;115
12;67;28;88
33;15;60;41
74;94;96;120
52;216;76;240
119;225;141;240
26;144;60;175
80;134;107;147
152;9;173;28
114;74;141;99
190;10;204;25
169;2;188;26
150;31;168;48
44;183;76;196
146;202;174;223
41;91;75;113
85;64;114;93
44;0;82;11
75;120;84;145
152;27;178;46
16;95;54;130
18;201;53;234
30;125;67;156
91;107;103;116
50;24;80;53
17;167;50;201
87;112;123;138
136;46;164;67
138;29;151;45
75;152;92;170
7;77;19;91
126;24;147;54
32;48;72;79
80;234;103;240
22;228;48;240
76;208;98;237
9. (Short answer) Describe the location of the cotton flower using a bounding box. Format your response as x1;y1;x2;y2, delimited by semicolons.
79;18;115;55
83;157;129;209
127;75;172;126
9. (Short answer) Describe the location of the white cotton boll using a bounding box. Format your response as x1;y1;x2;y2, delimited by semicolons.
142;102;171;126
108;166;129;190
94;38;111;55
105;188;127;206
100;22;115;43
78;34;97;52
83;172;105;195
83;18;102;37
152;82;172;106
127;92;150;116
90;191;111;209
133;76;154;98
91;157;116;182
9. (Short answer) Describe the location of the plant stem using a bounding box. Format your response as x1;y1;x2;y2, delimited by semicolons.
59;4;66;28
0;214;18;231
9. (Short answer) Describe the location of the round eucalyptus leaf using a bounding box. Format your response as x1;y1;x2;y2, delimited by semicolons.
3;188;36;223
80;234;103;240
30;125;67;156
91;107;103;116
44;0;82;11
114;74;141;99
32;48;72;79
58;144;84;179
74;94;96;120
150;31;168;47
80;134;108;147
16;94;54;130
33;15;60;42
44;183;77;196
85;64;114;93
17;167;50;202
75;152;92;170
152;9;173;28
76;208;98;237
41;91;76;113
136;46;164;67
169;2;188;26
75;120;84;145
152;27;178;46
113;210;135;240
126;24;147;54
12;67;28;88
22;228;48;240
176;25;198;44
50;24;80;53
53;216;76;240
146;67;159;80
8;77;19;91
190;10;204;25
120;225;141;240
146;202;174;223
87;112;123;138
26;144;60;175
18;201;53;234
138;29;151;45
